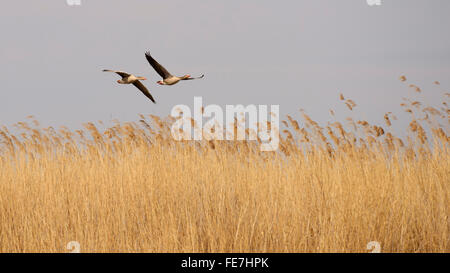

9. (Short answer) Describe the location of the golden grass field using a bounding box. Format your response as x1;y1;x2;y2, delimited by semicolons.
0;81;448;253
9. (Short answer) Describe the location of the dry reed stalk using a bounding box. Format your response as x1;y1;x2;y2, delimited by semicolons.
0;87;448;253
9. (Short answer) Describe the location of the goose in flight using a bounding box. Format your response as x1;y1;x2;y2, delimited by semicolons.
145;51;204;86
103;70;156;103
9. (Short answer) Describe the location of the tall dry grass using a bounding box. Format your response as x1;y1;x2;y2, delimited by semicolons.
0;81;449;253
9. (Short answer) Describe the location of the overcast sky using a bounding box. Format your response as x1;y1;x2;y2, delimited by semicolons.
0;0;448;132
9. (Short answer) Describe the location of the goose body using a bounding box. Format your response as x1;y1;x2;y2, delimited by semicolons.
161;76;183;86
103;70;156;103
118;74;140;84
145;51;204;86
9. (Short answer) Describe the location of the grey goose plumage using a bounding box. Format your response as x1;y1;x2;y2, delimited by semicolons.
145;51;204;86
103;69;156;103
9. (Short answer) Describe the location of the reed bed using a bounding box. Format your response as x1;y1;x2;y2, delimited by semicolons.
0;81;448;253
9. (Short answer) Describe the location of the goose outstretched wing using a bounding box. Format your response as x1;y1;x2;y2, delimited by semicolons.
145;52;172;79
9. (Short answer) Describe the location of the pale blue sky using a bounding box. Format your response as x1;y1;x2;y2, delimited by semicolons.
0;0;448;131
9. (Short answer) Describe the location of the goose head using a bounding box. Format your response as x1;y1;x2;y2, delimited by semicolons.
157;80;165;85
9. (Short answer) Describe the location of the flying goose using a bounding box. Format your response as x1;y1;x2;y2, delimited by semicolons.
103;70;156;103
145;51;204;86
